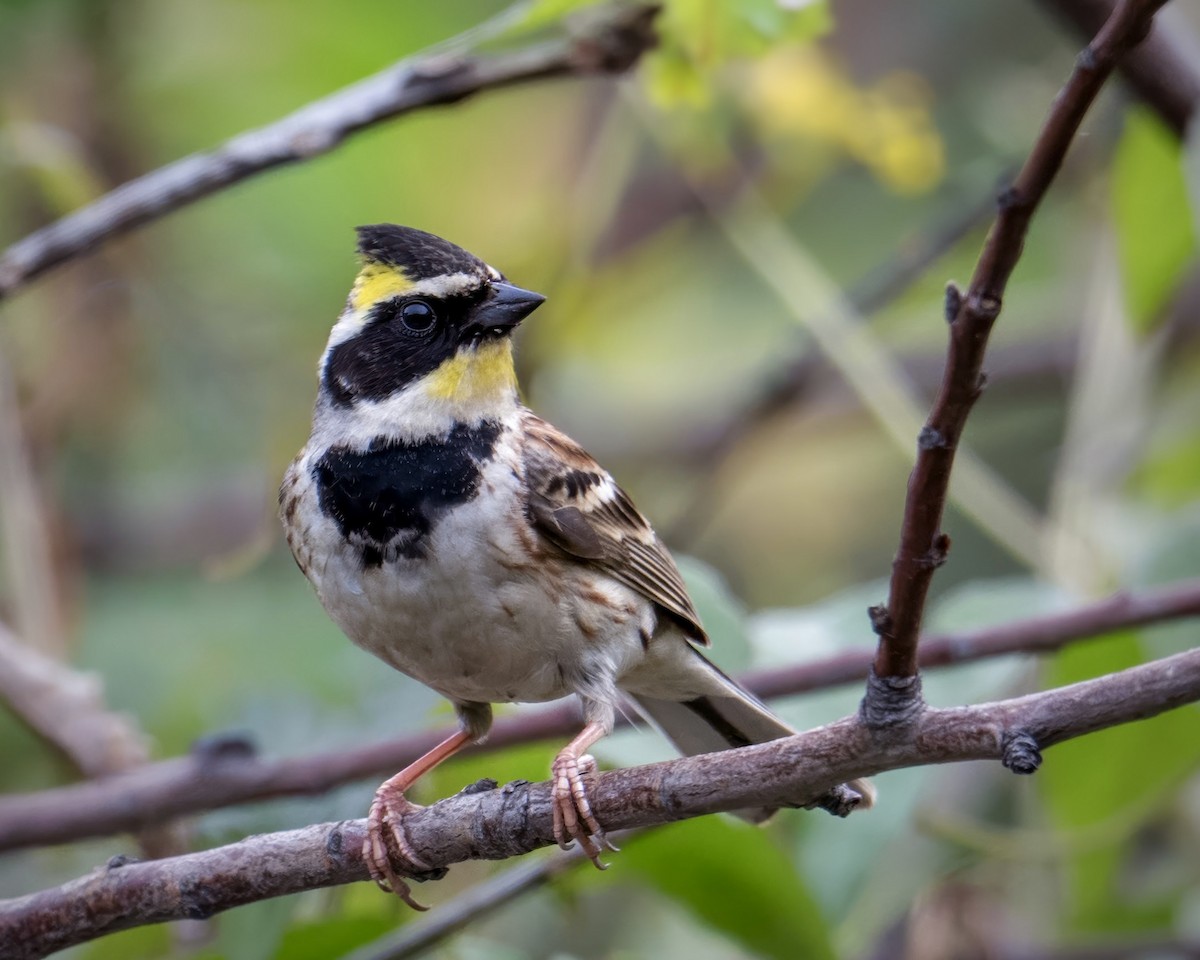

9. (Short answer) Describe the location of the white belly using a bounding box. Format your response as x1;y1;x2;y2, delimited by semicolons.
292;452;652;708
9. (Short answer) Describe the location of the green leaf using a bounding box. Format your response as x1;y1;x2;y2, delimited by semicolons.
749;0;833;45
676;554;752;673
1186;108;1200;247
432;738;558;802
514;0;607;33
646;0;832;106
275;915;402;960
783;579;1059;923
623;818;835;960
211;893;298;960
444;936;533;960
1040;632;1200;930
82;925;171;960
1113;108;1197;332
663;0;831;64
924;576;1066;634
1132;429;1200;508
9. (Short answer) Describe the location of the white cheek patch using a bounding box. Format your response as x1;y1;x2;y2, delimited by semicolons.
322;305;371;357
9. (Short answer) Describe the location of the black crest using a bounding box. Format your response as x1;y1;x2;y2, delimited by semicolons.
355;224;488;281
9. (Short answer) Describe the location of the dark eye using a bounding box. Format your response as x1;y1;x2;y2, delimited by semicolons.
399;300;437;335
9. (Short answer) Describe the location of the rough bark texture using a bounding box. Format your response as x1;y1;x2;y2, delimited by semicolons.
1;578;1196;854
3;647;1198;960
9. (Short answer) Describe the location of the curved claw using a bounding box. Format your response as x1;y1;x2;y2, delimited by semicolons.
551;751;612;868
364;787;430;911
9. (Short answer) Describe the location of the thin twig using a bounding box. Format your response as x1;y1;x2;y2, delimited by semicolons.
1;576;1197;852
745;577;1200;700
0;356;65;658
0;3;659;301
1036;0;1200;136
873;0;1170;682
2;646;1197;960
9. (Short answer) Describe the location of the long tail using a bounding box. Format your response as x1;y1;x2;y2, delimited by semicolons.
628;651;875;822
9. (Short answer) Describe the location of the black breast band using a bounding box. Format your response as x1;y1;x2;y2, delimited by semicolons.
313;421;503;566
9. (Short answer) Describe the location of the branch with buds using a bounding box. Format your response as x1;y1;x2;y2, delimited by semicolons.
1;577;1197;853
0;3;660;301
3;646;1198;960
0;2;1191;958
868;0;1170;688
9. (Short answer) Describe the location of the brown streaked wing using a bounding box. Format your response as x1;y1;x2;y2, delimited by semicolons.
521;411;709;645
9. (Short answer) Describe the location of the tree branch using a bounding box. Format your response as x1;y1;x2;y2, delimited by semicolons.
872;0;1169;683
0;623;148;781
746;577;1200;701
0;361;148;778
0;3;659;301
3;647;1197;960
1036;0;1200;136
2;576;1197;853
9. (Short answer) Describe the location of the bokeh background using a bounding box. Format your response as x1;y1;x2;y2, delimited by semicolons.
2;0;1199;957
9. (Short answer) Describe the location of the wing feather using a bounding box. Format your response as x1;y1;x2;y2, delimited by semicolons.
521;410;708;645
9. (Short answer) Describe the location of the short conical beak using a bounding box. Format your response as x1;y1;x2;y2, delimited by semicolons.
472;282;545;335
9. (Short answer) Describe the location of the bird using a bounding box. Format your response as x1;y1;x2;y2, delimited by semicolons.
280;224;874;907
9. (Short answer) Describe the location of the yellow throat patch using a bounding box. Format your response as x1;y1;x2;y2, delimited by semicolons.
424;340;517;410
348;261;518;416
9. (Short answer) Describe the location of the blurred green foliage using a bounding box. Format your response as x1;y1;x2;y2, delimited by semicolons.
1112;108;1197;332
622;818;835;960
1042;634;1200;933
1;0;1199;958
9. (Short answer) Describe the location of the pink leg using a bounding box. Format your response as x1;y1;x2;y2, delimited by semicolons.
364;730;473;909
551;721;618;869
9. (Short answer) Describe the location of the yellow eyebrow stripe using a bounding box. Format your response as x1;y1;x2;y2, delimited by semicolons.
351;263;415;311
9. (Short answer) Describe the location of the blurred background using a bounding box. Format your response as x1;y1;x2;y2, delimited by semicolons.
1;0;1199;957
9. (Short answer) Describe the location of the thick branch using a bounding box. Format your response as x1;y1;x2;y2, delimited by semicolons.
0;624;148;780
3;647;1197;960
0;3;659;301
1;577;1197;852
874;0;1169;681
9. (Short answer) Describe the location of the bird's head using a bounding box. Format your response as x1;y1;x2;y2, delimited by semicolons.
318;225;545;423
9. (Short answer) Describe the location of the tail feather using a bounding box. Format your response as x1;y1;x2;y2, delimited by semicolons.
629;651;875;821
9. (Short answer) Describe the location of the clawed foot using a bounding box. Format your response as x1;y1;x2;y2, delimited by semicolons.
550;751;618;868
364;784;434;911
